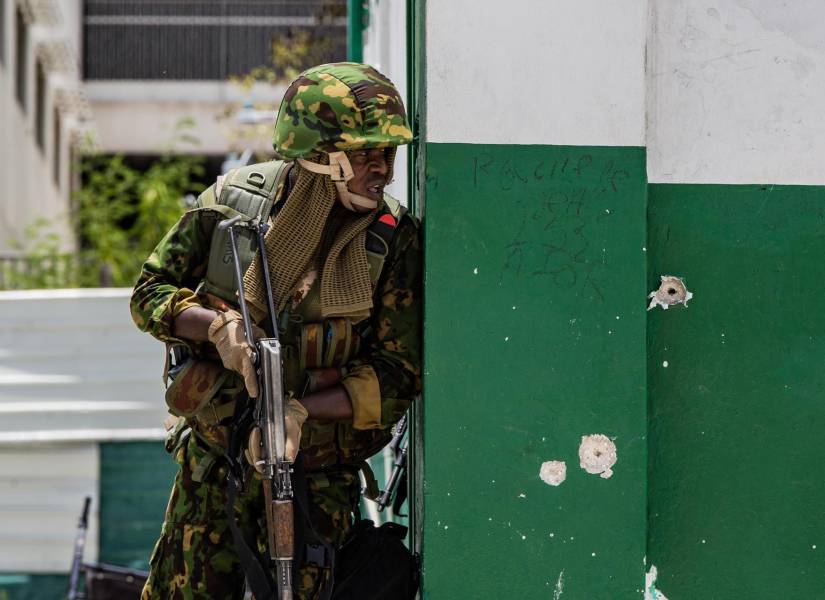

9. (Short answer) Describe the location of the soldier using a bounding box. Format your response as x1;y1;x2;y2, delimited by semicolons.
130;63;421;599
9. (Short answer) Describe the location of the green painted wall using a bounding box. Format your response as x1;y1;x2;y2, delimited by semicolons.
647;184;825;597
422;143;648;598
0;575;66;600
99;442;178;569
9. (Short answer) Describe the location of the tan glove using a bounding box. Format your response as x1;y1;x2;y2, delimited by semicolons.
207;310;265;397
244;397;309;471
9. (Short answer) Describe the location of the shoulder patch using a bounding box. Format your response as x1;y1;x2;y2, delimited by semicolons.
379;213;397;227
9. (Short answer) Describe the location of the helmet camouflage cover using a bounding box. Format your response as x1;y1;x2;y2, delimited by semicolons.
273;62;413;159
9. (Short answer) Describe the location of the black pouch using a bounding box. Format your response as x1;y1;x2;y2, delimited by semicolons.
331;520;419;600
82;562;148;599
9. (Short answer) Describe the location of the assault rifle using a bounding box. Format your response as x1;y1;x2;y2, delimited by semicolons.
65;497;148;599
376;413;408;513
66;496;91;600
219;215;293;599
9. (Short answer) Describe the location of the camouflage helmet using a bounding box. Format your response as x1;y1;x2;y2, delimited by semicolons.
273;62;412;159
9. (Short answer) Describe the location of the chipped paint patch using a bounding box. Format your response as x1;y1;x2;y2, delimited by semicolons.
645;566;669;600
648;275;693;310
578;434;617;479
553;570;564;599
539;460;567;486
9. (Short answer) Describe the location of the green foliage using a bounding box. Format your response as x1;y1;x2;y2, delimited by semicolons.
231;2;344;88
73;122;205;287
2;218;70;290
0;120;206;290
224;1;345;155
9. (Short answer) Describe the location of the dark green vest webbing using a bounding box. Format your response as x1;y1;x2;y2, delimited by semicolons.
195;160;291;303
194;159;406;307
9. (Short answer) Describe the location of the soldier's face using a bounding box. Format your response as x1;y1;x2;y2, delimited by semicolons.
345;149;390;209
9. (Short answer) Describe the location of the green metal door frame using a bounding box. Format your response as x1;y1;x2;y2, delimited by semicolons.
347;0;365;62
405;0;428;568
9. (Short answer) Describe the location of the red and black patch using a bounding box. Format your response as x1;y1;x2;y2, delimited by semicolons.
367;210;398;254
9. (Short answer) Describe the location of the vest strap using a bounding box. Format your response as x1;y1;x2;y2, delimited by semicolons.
197;160;292;305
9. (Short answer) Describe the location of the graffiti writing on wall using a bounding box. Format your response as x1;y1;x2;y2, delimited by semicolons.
470;152;630;302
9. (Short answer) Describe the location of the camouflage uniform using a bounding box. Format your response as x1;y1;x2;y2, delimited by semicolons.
131;63;420;600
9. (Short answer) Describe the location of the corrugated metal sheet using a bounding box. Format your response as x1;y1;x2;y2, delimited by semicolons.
0;288;168;572
0;444;99;572
0;288;168;443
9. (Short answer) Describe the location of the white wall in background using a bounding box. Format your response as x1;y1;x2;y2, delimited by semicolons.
86;81;288;156
647;0;825;184
363;0;408;205
0;288;166;571
425;0;647;147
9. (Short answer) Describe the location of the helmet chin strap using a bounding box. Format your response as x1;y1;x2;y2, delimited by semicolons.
297;151;379;212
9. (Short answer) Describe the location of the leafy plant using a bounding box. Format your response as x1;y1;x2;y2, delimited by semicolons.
72;120;205;287
223;1;345;154
2;218;71;289
0;120;206;290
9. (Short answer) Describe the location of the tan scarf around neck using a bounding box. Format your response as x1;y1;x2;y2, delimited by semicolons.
242;156;378;323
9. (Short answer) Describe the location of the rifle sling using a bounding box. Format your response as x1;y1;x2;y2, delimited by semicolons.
225;480;278;599
292;456;336;600
224;400;278;599
223;406;336;599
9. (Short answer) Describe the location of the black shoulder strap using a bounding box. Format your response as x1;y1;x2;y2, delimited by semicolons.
366;194;407;255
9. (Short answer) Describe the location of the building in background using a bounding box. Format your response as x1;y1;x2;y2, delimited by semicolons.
0;0;90;256
83;0;346;158
0;0;347;262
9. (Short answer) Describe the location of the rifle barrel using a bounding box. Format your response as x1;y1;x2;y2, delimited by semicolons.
66;496;91;600
219;217;257;356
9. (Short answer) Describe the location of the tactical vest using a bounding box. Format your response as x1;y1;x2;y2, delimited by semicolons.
188;160;405;470
194;160;405;308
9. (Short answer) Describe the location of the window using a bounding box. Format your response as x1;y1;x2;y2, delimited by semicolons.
82;0;347;80
35;58;46;152
15;4;26;108
53;107;61;187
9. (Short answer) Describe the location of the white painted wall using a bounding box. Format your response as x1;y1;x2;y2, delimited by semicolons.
425;0;647;147
0;0;86;253
86;81;288;156
647;0;825;184
363;0;408;205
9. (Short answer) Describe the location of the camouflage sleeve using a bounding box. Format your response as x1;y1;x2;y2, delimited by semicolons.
341;214;422;429
130;207;214;346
